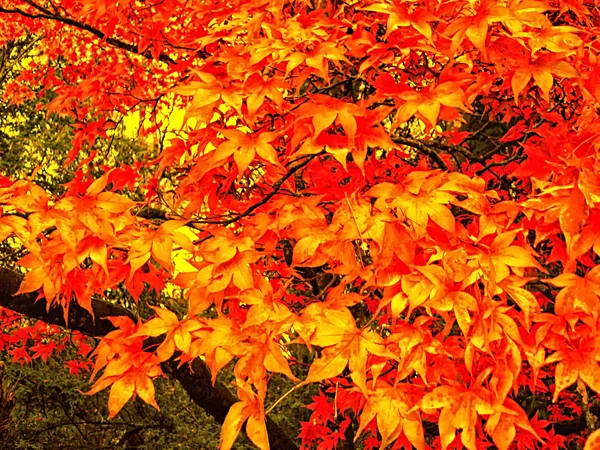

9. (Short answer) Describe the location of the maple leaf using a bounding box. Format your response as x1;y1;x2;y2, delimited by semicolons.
545;335;600;402
76;236;109;275
405;263;479;334
356;381;425;450
352;107;396;174
305;390;334;423
511;54;579;103
106;369;161;418
81;317;163;417
501;0;550;33
29;341;56;363
500;276;541;328
586;428;600;450
127;220;193;276
243;73;285;120
470;230;543;292
296;305;396;395
134;306;203;361
444;0;510;56
186;317;239;382
220;382;269;450
296;94;365;144
522;181;589;269
171;71;243;117
520;25;583;56
361;2;438;40
87;317;143;377
85;350;162;418
175;228;260;293
214;128;279;176
66;360;91;376
0;215;30;244
284;42;350;80
368;171;457;235
392;82;470;128
547;266;600;319
485;398;540;450
416;385;498;450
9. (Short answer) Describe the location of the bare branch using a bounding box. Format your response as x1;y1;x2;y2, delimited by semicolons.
0;2;177;64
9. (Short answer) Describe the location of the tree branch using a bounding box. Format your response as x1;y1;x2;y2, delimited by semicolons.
0;2;177;65
194;153;321;226
0;267;298;450
392;136;449;171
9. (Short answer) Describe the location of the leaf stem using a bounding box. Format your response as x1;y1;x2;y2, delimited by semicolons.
577;378;597;432
265;384;300;416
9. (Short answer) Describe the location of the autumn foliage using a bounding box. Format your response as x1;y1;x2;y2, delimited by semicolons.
1;0;600;447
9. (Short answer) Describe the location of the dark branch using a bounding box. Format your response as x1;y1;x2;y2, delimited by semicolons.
0;267;298;450
0;2;177;65
475;152;526;176
194;153;321;226
392;136;449;171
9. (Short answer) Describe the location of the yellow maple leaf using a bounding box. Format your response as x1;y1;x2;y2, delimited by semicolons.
220;382;269;450
356;381;425;450
297;306;396;395
368;172;457;236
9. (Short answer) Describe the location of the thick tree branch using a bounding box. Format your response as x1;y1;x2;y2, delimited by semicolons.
0;267;298;450
392;136;449;171
0;2;176;65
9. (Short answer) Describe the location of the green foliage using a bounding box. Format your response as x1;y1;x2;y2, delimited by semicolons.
0;353;245;449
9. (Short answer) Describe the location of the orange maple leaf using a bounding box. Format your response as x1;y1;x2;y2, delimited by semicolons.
284;42;349;80
546;335;600;402
171;70;244;118
417;385;498;450
485;397;540;450
471;230;543;293
511;54;579;103
356;381;425;450
127;220;193;276
548;265;600;319
85;317;162;418
214;128;279;176
297;94;365;144
362;2;438;40
393;82;470;128
134;306;203;361
296;305;396;395
444;0;510;55
220;382;269;450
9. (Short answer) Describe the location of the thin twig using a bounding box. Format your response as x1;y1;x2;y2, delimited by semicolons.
192;153;322;226
0;2;177;64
